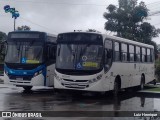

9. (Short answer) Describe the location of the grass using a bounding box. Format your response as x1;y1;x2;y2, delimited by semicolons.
146;87;160;92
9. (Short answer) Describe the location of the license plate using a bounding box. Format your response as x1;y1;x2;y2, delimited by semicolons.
16;77;23;80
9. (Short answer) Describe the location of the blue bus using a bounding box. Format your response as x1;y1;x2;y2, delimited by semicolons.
4;31;57;91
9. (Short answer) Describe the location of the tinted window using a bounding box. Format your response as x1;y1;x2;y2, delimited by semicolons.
136;46;140;62
142;48;146;62
121;43;127;62
147;49;151;62
104;40;113;72
114;42;120;61
129;45;134;62
105;40;112;49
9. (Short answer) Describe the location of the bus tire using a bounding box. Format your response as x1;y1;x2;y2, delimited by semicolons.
113;78;120;96
140;75;145;90
23;86;32;91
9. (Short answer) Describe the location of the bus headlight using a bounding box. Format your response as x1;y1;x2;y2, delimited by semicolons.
97;74;102;80
34;70;43;77
89;74;102;84
89;78;97;83
54;73;62;81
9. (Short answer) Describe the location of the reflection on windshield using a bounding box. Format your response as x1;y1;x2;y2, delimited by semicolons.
5;43;21;63
22;42;43;64
56;44;103;70
5;42;43;64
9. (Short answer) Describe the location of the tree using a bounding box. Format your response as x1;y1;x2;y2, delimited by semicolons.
0;32;7;62
103;0;160;44
86;29;101;33
17;25;31;31
0;32;7;42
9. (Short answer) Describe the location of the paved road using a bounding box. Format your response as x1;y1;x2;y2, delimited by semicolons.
0;83;159;120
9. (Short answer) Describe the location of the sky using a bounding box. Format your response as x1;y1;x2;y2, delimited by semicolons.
0;0;160;44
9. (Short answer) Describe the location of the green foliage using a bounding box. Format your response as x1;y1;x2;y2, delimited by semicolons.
147;87;160;92
17;25;31;31
0;32;7;42
86;29;101;33
103;0;160;60
103;0;160;43
0;32;7;62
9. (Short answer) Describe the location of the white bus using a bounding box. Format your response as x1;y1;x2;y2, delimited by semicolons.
54;31;155;94
4;31;57;91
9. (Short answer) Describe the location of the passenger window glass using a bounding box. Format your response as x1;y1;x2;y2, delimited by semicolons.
136;46;140;62
142;48;146;62
114;42;120;61
147;49;151;62
104;39;113;72
129;45;134;62
121;43;127;62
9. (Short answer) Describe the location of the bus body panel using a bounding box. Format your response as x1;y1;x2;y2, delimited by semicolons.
54;62;155;92
54;69;112;92
4;72;45;86
107;62;155;89
4;64;56;87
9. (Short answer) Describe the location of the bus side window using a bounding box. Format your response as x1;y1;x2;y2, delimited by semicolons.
104;39;112;71
114;42;120;61
141;48;146;62
48;45;56;59
136;46;140;62
129;45;134;62
46;45;56;65
121;43;127;62
47;45;50;60
147;49;151;62
51;45;56;60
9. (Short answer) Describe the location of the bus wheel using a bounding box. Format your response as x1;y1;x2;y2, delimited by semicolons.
23;86;32;91
113;78;120;96
140;76;145;90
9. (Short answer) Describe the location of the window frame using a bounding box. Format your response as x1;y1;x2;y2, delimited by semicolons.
111;39;154;63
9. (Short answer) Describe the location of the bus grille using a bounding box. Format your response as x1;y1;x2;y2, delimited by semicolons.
8;75;33;81
61;79;89;89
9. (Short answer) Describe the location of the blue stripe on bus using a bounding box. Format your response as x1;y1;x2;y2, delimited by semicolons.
4;64;46;76
42;67;46;86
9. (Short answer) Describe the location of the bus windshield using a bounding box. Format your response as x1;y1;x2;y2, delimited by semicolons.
56;44;103;70
5;41;43;64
